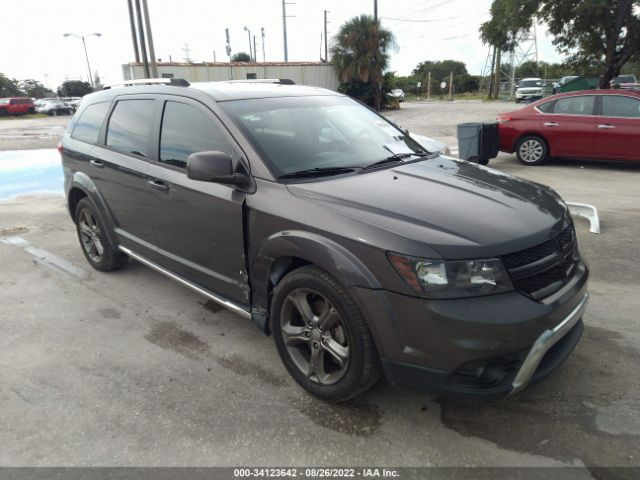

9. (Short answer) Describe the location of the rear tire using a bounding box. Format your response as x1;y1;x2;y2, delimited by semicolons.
271;265;382;402
74;197;128;272
516;135;548;166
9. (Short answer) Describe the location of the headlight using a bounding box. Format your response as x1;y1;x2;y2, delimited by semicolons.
388;253;513;299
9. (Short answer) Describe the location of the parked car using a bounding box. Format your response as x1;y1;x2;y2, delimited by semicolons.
36;100;74;116
611;74;637;89
61;79;588;401
0;97;35;116
498;90;640;165
387;88;405;102
515;78;545;103
552;75;578;94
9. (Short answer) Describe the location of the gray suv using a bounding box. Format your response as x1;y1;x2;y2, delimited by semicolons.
61;78;589;402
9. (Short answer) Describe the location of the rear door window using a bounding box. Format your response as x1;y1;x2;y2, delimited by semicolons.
106;99;155;157
553;96;595;115
601;95;640;118
159;101;234;169
71;102;110;144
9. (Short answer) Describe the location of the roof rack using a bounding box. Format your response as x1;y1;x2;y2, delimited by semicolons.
224;78;296;85
103;78;190;89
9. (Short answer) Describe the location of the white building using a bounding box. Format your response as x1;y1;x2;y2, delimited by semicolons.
122;61;340;91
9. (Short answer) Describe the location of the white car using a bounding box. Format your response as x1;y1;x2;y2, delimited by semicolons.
515;78;545;103
387;88;405;102
36;101;74;116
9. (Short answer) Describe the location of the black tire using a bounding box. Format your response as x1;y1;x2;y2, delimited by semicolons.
515;98;521;104
477;157;490;166
74;197;128;271
271;265;382;402
516;135;548;166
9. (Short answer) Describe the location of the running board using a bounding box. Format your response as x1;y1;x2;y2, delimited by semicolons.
118;246;252;319
566;202;600;234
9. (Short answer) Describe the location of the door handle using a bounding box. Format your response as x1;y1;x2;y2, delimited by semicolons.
598;124;615;129
147;180;170;192
544;122;559;127
89;159;105;168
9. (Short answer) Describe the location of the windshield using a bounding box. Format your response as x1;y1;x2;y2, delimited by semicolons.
615;75;636;83
518;80;542;88
220;95;426;177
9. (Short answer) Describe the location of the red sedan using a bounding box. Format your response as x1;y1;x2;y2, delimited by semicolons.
498;90;640;165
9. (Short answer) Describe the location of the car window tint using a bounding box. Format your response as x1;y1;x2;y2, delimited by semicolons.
106;99;154;157
71;102;110;144
553;96;595;115
159;101;234;169
601;95;640;118
537;101;554;113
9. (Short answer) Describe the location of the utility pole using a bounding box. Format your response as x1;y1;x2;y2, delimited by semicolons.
126;0;140;62
213;50;216;62
324;10;329;62
140;0;158;77
133;0;150;77
261;27;266;62
253;35;257;63
374;0;378;21
448;71;453;100
282;0;288;61
225;28;232;59
427;71;431;99
244;26;252;60
282;0;295;61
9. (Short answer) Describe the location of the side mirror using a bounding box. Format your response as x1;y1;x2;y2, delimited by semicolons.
187;151;249;186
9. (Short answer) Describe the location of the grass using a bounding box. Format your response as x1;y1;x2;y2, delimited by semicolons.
0;113;49;120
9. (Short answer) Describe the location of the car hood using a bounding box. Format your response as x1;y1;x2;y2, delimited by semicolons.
286;156;568;259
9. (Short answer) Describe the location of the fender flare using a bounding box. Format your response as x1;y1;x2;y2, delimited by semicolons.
251;230;381;319
67;172;119;247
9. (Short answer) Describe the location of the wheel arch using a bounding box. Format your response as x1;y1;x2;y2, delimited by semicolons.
66;172;119;247
250;231;381;334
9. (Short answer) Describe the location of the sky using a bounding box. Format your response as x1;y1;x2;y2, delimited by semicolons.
2;0;566;90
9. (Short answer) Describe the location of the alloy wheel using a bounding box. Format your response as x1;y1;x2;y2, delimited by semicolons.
78;208;105;263
280;288;350;385
519;139;544;163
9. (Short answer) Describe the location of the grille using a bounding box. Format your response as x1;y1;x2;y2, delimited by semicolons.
501;226;578;300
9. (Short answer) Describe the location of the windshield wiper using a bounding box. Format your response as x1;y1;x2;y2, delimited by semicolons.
278;167;356;179
363;151;430;170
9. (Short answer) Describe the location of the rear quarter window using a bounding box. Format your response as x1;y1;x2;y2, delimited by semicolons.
71;102;111;144
536;101;554;113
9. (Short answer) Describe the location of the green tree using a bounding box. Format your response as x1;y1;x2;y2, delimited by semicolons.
19;79;54;98
412;59;472;94
56;80;93;97
0;73;22;97
230;52;251;62
480;0;532;98
540;0;640;87
330;14;397;110
484;0;640;88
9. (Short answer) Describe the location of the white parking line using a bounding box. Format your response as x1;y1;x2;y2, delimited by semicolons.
1;235;89;279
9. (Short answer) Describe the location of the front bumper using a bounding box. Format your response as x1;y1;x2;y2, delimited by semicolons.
516;91;543;100
349;261;589;398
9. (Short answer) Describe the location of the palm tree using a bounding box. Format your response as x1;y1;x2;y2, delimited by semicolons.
330;15;397;110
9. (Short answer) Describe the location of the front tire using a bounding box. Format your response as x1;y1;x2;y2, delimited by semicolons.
74;198;128;271
516;135;548;166
271;265;381;402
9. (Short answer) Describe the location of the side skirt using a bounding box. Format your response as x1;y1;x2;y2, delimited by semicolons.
118;246;252;320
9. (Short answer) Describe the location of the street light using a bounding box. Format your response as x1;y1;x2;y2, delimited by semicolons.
243;26;252;61
63;32;102;88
